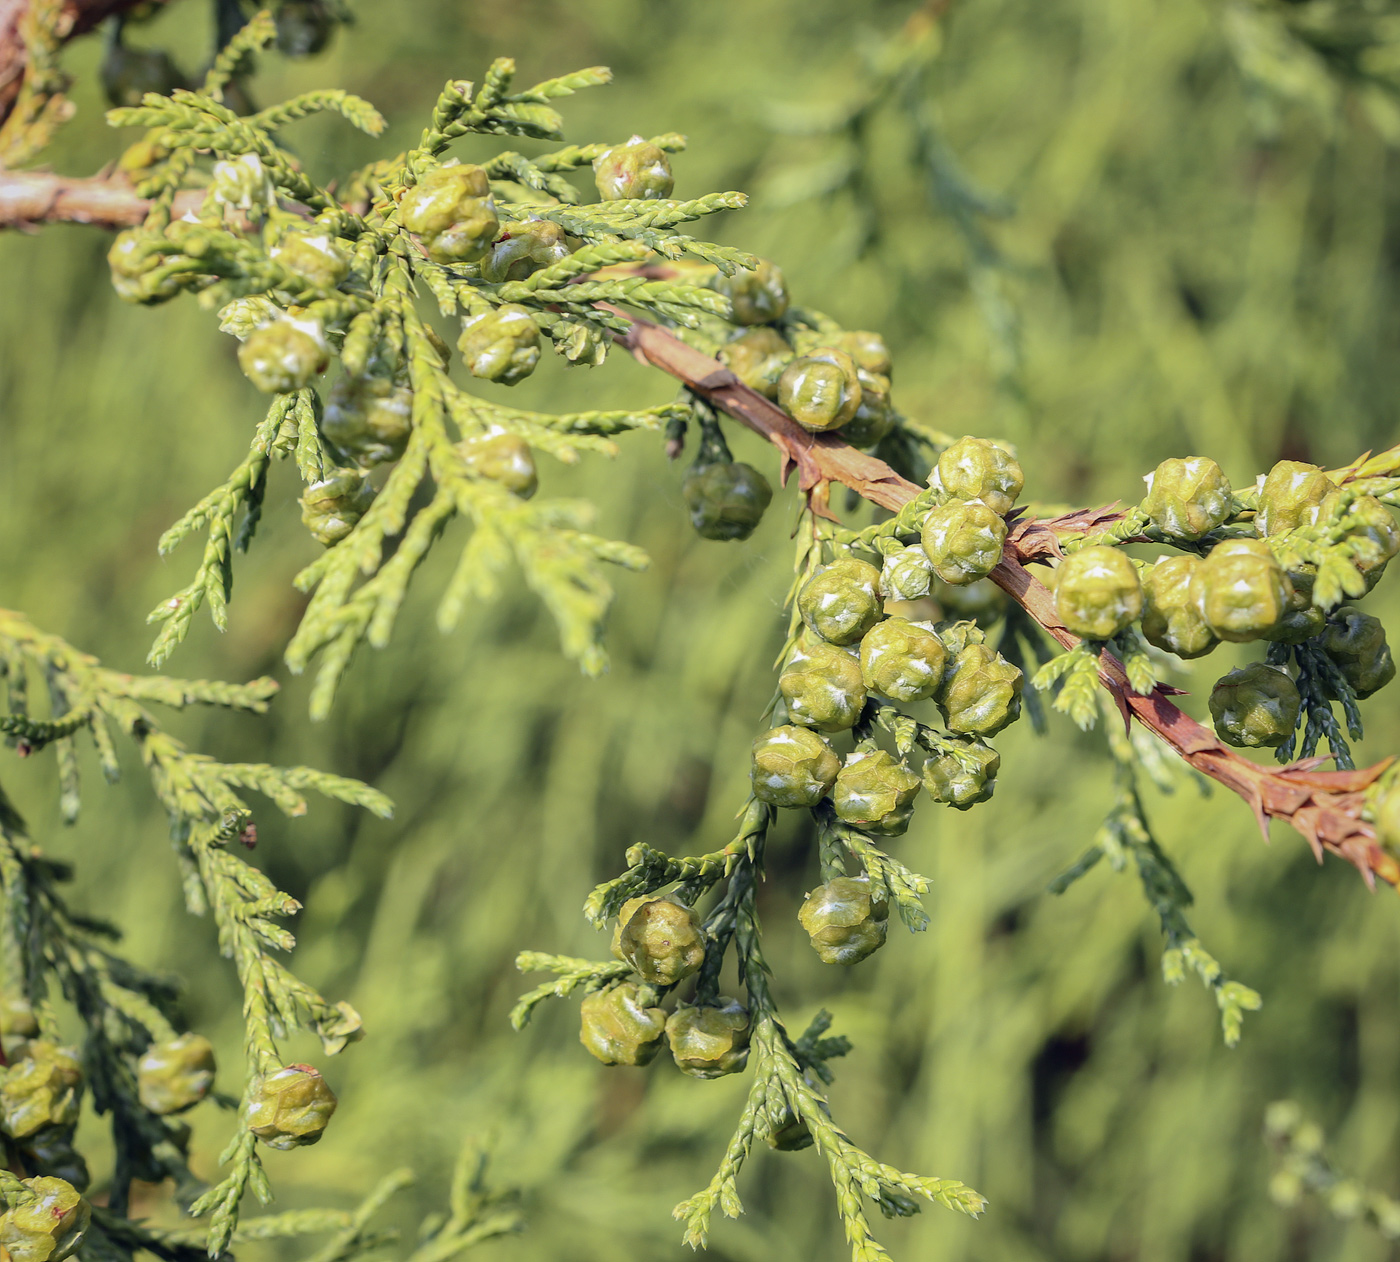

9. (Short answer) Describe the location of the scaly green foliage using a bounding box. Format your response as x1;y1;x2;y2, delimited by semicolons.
8;0;1400;1259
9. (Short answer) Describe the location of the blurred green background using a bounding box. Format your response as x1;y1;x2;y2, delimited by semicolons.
4;0;1400;1258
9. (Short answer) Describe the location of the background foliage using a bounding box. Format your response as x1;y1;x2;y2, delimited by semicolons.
4;0;1400;1258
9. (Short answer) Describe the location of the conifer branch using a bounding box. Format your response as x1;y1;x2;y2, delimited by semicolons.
611;310;1399;887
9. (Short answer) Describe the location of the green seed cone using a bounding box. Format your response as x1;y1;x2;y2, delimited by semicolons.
0;1044;82;1139
1141;555;1218;659
798;876;889;966
750;725;840;807
137;1033;216;1115
832;750;921;836
480;219;571;283
779;641;867;732
859;617;947;702
612;896;706;987
1256;460;1335;535
1208;663;1301;748
922;739;1000;809
778;349;863;433
1143;456;1232;539
830;330;892;377
666;999;750;1079
937;437;1024;517
939;643;1023;737
238;321;327;394
712;259;789;325
920;500;1007;586
0;1177;89;1262
322;375;413;467
579;983;668;1067
459;432;539;498
798;558;884;646
301;470;375;546
720;327;794;397
1192;538;1292;643
879;546;933;601
245;1064;337;1150
1322;608;1395;699
1055;546;1143;641
593;136;674;201
457;304;540;385
683;461;772;541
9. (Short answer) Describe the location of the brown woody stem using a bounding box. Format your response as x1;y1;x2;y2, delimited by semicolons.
612;309;1397;888
0;166;203;227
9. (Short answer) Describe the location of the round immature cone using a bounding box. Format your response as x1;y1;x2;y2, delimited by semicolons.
750;725;840;808
1322;608;1396;699
920;500;1007;586
939;643;1023;737
458;304;540;386
272;231;350;291
300;470;375;547
579;983;668;1067
137;1033;216;1116
778;348;863;433
480;219;571;283
831;330;892;377
275;0;336;56
779;642;866;732
712;259;789;325
798;876;889;966
459;431;538;499
720;327;794;398
1209;664;1301;749
922;739;1000;809
322;375;412;467
245;1064;337;1150
833;750;921;836
1143;456;1233;540
666;999;750;1079
1192;538;1293;643
1054;546;1144;641
1257;460;1335;536
937;437;1024;517
238;320;328;394
683;462;772;541
859;617;947;702
0;1177;89;1262
838;369;894;449
880;546;932;602
798;558;883;646
0;1044;82;1139
613;896;706;987
400;164;498;264
1141;556;1217;659
594;136;674;200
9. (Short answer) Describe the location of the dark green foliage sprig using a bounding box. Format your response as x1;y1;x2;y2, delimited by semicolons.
0;607;393;1253
1052;701;1260;1047
102;23;764;714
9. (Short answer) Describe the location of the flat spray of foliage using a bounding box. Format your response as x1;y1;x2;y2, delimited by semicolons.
5;1;1400;1260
